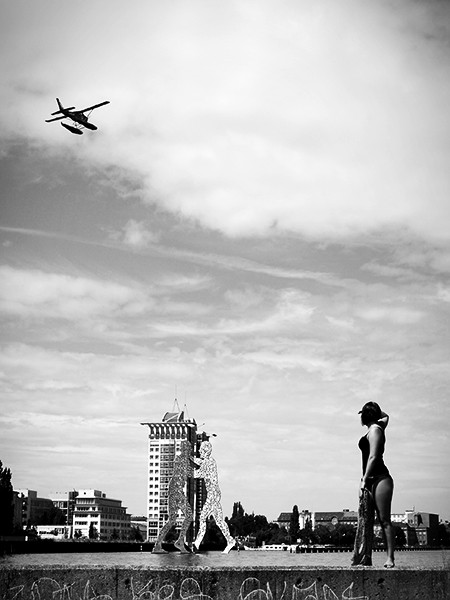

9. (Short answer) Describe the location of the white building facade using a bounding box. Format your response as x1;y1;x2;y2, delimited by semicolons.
141;407;201;542
72;489;131;540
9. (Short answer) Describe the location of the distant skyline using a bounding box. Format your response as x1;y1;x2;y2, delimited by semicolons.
1;0;449;522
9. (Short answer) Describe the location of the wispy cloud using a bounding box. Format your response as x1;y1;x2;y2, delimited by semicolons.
1;0;449;521
109;220;160;249
1;1;450;242
0;265;153;319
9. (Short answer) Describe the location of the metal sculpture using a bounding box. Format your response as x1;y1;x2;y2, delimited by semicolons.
152;440;194;553
192;440;236;554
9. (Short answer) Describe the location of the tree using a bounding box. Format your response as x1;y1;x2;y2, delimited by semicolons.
227;502;272;546
88;523;98;540
232;502;245;519
289;505;300;543
298;519;316;545
329;524;356;547
394;526;406;548
200;516;227;550
438;523;450;547
0;460;14;536
129;526;144;542
36;506;66;526
314;525;332;545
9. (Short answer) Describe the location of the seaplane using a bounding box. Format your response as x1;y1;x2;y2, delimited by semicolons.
45;98;110;135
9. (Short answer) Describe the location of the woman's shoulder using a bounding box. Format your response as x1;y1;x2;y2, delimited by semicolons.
368;423;384;436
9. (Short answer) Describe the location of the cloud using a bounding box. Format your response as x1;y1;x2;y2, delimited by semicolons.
355;305;424;325
1;0;450;520
0;265;152;319
110;220;160;249
1;0;450;242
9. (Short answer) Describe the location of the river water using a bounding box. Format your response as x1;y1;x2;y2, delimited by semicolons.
1;550;449;570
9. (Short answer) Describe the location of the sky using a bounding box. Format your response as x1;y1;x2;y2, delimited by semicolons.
1;0;449;523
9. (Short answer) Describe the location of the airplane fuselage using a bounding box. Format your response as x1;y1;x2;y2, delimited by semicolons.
64;110;97;130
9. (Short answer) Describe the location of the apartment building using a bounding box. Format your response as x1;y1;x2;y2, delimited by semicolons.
141;404;206;542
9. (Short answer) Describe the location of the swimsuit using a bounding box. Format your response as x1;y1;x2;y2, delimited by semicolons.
358;424;392;493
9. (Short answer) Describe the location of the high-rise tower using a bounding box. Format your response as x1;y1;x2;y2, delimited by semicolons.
141;402;200;542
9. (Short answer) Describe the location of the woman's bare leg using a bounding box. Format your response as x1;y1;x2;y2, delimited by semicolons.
373;477;395;567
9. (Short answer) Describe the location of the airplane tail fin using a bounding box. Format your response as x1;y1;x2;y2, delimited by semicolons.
51;98;64;115
51;98;75;116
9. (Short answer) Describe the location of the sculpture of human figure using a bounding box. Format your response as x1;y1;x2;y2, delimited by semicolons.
192;440;236;554
152;439;194;553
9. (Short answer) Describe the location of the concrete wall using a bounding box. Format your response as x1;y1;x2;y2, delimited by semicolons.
0;565;449;600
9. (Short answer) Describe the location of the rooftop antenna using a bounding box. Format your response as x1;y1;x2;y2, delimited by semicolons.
183;393;191;421
172;397;181;413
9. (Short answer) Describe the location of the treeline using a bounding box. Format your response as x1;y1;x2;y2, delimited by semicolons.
0;461;21;536
225;501;289;546
224;502;358;548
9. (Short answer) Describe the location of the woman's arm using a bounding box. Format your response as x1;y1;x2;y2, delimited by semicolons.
377;410;389;430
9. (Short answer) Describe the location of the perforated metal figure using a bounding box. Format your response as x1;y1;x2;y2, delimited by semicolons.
152;439;194;553
192;440;236;554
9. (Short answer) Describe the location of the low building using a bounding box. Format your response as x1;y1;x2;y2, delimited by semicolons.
12;491;23;530
313;509;358;530
50;491;78;526
35;525;72;540
391;512;406;524
276;510;312;531
276;513;292;531
130;516;147;540
404;511;440;546
14;489;54;528
73;489;131;540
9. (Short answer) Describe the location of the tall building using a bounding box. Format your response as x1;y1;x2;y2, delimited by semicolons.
72;489;131;539
141;403;205;542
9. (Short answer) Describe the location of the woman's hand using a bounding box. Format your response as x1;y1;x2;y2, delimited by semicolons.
359;478;367;496
378;411;389;429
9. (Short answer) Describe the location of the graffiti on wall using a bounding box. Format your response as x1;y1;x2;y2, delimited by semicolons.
3;576;368;600
238;578;368;600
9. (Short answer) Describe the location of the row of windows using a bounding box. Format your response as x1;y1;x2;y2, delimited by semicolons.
149;469;171;476
149;432;187;440
74;516;129;522
74;509;126;516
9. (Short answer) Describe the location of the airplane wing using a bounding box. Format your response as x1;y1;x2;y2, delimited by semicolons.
78;100;110;113
45;115;66;122
51;106;75;115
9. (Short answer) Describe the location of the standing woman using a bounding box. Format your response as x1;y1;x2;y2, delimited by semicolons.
352;402;395;568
